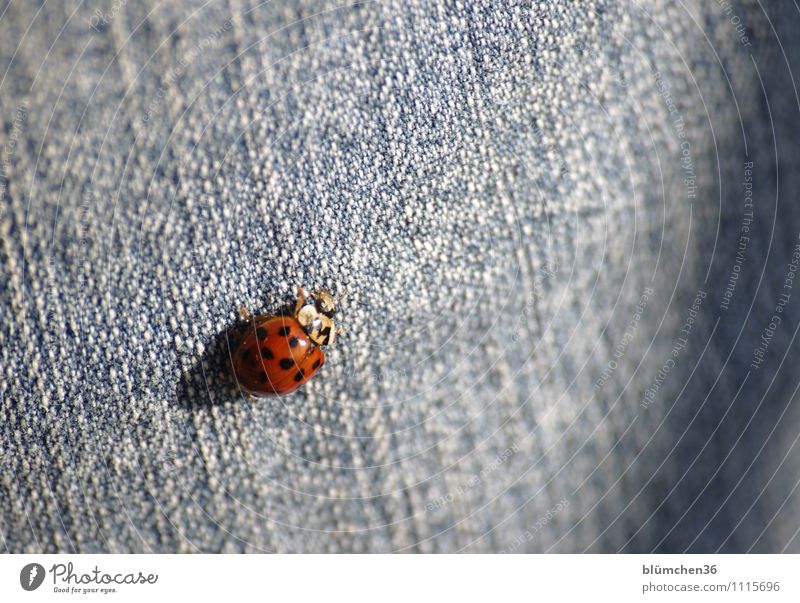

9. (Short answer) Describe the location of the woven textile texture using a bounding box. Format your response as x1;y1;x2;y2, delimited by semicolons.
2;0;800;552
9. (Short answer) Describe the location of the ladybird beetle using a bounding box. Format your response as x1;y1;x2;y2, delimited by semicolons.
230;288;340;396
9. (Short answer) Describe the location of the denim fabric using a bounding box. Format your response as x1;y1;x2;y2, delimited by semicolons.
2;0;800;552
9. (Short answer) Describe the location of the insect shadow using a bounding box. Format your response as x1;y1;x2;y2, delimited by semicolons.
175;299;298;410
175;327;245;410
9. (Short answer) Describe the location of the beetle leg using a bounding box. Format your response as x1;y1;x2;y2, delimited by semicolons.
294;287;307;315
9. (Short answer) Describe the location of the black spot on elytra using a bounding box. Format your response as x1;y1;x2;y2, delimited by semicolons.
289;336;299;348
239;348;251;360
277;325;291;337
279;358;294;370
258;372;267;383
293;370;305;382
312;358;321;369
261;347;274;359
256;327;267;340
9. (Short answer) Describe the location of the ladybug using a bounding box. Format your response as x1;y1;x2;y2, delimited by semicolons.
230;288;340;396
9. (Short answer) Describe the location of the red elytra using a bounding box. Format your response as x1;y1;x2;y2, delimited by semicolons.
231;315;325;396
